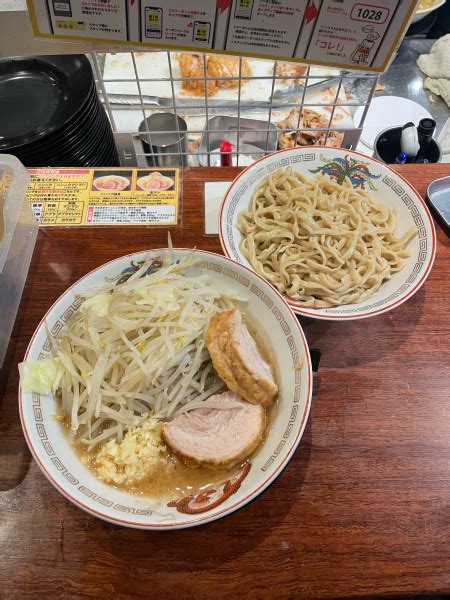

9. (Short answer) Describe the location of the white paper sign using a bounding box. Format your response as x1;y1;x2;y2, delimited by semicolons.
26;0;420;72
139;0;217;47
226;0;309;57
305;0;401;67
44;0;129;41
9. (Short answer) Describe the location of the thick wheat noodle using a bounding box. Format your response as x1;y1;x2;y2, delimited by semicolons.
237;167;416;308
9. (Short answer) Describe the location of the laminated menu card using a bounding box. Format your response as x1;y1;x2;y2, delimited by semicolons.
27;167;180;226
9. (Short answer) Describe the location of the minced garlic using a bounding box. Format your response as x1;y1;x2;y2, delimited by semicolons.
95;417;166;486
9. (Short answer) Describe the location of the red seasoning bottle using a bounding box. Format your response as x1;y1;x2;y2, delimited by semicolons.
219;141;232;167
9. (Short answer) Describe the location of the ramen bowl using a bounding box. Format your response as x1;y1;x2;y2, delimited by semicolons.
19;249;312;529
219;147;436;321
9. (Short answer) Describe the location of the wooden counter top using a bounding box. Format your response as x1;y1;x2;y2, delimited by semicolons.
1;164;449;599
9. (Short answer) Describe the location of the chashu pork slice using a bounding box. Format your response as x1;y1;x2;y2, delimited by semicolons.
206;308;278;407
162;391;265;468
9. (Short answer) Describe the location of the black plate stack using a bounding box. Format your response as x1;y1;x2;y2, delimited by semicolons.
0;55;119;167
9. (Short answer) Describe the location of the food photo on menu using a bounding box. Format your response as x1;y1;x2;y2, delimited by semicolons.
1;0;450;598
136;170;175;191
91;171;132;192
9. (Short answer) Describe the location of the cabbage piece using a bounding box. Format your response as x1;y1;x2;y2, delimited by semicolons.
80;292;112;318
19;357;62;394
134;286;180;311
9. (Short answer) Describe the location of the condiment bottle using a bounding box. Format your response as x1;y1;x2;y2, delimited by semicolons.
219;141;233;167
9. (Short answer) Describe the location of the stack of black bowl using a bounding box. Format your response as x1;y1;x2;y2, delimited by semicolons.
0;54;119;167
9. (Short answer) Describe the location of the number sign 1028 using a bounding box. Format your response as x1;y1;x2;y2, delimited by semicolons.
350;4;389;24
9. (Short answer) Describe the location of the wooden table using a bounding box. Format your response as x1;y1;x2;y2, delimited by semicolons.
1;165;449;599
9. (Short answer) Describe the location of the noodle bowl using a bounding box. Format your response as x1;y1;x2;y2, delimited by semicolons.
237;167;416;308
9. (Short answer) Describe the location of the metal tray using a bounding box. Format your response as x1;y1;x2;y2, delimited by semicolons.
198;116;278;167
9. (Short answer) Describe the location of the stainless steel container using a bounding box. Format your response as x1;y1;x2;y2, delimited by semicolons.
198;116;278;167
139;113;188;167
427;175;450;229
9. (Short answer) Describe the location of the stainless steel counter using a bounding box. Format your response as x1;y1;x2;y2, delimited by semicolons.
379;38;449;136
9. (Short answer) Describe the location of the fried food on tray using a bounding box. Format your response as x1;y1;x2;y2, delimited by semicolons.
277;107;344;149
274;62;308;85
207;56;252;89
177;53;252;96
178;53;218;96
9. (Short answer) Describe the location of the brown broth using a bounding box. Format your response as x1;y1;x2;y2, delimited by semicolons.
76;441;239;500
128;455;238;498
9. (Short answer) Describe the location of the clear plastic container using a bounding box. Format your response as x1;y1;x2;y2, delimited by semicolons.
0;155;38;368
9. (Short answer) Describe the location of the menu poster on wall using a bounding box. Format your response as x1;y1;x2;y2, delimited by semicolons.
26;0;420;72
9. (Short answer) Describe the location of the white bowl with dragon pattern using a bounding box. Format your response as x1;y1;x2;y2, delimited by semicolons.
19;249;312;529
219;147;436;321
